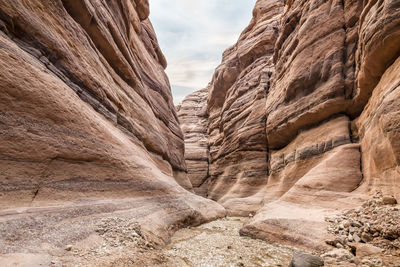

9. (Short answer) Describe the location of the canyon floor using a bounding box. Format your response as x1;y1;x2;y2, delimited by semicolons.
61;217;294;267
2;197;400;266
0;214;294;266
162;217;293;266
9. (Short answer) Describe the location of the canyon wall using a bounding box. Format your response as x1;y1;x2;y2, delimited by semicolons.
0;0;225;264
176;88;210;196
179;0;400;250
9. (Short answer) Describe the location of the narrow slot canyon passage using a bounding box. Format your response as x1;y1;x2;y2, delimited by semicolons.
1;0;400;266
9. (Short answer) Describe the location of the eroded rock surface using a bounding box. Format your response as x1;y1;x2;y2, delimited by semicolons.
179;0;400;252
0;0;225;264
177;88;209;196
206;0;283;216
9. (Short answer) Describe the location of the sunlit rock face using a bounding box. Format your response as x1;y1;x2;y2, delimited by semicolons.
0;0;225;262
180;0;400;250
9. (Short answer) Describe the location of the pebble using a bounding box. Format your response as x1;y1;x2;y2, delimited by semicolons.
348;234;353;242
349;226;357;233
353;234;361;243
361;232;373;243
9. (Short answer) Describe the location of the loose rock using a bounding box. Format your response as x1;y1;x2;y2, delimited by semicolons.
290;252;324;267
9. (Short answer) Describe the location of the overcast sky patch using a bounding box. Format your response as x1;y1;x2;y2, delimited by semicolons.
150;0;256;104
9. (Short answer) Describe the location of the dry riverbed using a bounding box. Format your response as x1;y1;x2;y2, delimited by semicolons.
57;217;294;266
163;217;294;266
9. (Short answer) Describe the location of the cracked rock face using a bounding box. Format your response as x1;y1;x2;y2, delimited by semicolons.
0;0;226;264
179;0;400;250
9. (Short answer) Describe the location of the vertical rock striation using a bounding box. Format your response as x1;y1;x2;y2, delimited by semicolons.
179;0;400;251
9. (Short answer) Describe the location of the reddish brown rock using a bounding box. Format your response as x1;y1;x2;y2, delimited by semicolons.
351;0;400;115
266;0;362;149
241;0;399;251
243;0;400;251
203;0;284;216
180;0;400;252
0;0;225;264
354;55;400;200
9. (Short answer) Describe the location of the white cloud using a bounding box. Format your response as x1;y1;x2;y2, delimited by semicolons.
149;0;256;104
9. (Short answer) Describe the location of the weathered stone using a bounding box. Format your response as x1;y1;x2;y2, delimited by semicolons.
348;234;354;242
322;248;354;262
356;244;384;257
289;252;324;267
382;196;397;205
361;232;373;243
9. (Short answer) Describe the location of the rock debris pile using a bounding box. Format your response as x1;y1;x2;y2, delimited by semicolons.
323;192;400;266
95;218;150;249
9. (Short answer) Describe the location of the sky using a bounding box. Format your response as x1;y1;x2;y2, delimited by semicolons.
149;0;256;104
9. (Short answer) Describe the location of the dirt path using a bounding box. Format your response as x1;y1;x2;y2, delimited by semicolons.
161;217;294;267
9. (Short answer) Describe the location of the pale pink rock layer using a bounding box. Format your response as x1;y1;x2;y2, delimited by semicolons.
0;0;225;264
179;0;400;251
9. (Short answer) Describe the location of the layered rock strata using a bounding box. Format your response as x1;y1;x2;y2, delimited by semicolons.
176;88;210;196
0;0;225;264
179;0;400;251
206;0;283;215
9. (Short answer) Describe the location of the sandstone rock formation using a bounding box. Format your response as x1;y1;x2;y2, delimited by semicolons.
179;0;400;251
177;88;209;196
200;0;283;215
0;0;225;265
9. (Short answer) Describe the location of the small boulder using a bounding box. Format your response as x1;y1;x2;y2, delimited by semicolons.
321;248;354;262
348;234;354;242
382;196;397;205
289;252;324;267
353;234;361;243
356;243;384;257
361;232;373;243
349;226;358;234
351;221;362;228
